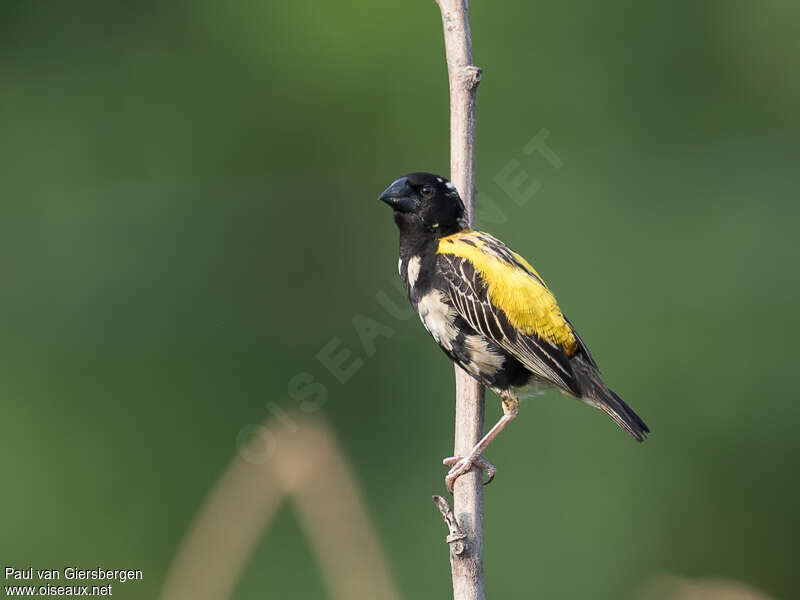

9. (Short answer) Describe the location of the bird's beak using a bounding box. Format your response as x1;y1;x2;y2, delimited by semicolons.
379;177;417;213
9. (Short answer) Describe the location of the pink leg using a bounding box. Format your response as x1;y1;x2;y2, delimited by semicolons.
443;405;519;493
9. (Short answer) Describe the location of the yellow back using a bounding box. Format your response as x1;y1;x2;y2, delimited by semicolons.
437;230;578;355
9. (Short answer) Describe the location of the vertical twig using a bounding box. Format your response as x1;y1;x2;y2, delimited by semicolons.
433;1;485;599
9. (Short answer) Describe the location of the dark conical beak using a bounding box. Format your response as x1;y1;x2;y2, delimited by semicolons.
379;177;417;213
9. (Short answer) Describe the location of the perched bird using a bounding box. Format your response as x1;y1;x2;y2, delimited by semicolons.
379;172;648;492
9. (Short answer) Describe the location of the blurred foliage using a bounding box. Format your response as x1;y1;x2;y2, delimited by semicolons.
1;1;799;599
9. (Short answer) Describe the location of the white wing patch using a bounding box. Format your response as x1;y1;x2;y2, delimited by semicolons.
464;335;505;375
417;290;459;351
407;256;421;288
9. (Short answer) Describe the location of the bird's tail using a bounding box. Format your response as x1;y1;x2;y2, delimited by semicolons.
571;356;649;442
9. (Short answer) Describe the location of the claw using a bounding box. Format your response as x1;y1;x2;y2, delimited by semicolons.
442;454;497;493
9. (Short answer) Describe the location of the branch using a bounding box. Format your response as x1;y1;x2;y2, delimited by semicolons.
432;495;468;555
433;1;485;599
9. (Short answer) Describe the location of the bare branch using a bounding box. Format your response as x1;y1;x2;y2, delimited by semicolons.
434;1;485;599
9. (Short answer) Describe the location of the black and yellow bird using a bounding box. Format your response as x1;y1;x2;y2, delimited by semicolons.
379;172;648;492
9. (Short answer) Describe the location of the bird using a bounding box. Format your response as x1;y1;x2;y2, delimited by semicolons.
379;172;649;493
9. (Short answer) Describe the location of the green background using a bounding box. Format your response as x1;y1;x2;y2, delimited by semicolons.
2;1;799;598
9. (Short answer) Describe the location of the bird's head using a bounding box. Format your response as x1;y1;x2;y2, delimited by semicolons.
379;172;468;236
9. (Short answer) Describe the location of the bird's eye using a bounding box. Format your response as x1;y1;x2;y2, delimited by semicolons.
420;185;434;197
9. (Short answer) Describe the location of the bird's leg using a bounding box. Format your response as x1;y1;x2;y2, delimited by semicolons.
443;395;520;493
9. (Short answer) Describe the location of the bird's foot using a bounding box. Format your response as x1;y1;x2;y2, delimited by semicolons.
442;453;496;493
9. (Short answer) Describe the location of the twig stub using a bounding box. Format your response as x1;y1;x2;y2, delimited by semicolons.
455;66;482;89
432;495;468;555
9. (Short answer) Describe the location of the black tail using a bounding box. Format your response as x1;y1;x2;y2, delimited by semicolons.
571;357;649;442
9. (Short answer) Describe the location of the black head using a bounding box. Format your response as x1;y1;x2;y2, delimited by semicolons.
379;172;468;236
